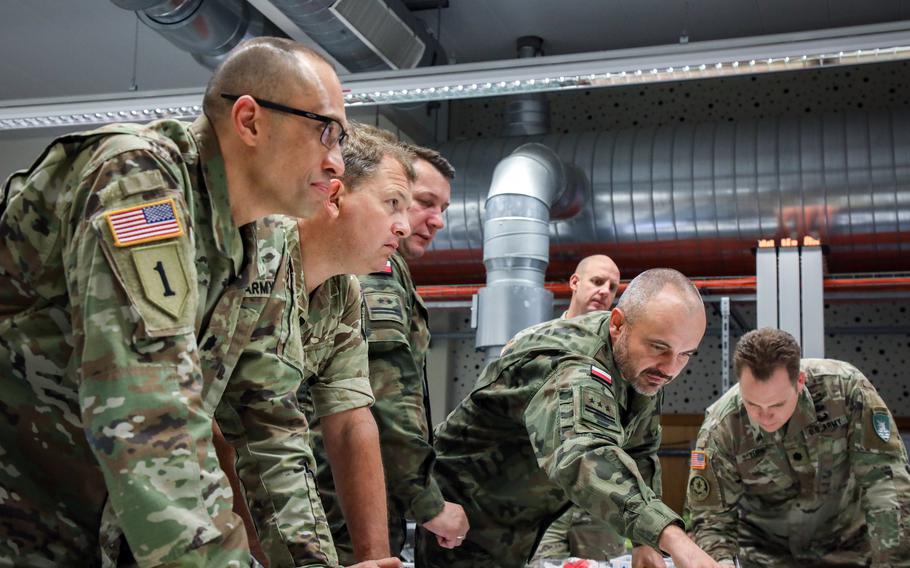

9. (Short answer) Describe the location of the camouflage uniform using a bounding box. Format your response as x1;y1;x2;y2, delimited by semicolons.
687;358;910;567
0;118;256;566
312;251;444;562
216;215;367;567
417;310;682;568
528;314;627;564
293;255;378;565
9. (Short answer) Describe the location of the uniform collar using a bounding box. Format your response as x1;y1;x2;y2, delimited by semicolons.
190;115;245;275
785;384;817;438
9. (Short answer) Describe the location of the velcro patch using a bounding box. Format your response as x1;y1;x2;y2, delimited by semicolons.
688;474;711;502
690;450;707;470
575;385;620;435
872;409;892;442
591;365;612;385
106;198;184;247
373;260;393;275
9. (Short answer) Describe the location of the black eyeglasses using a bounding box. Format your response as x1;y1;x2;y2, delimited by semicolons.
221;93;347;149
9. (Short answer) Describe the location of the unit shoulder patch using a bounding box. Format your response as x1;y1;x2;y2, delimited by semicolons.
689;474;711;502
872;409;892;442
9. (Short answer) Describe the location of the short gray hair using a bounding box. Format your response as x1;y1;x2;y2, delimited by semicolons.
615;268;702;323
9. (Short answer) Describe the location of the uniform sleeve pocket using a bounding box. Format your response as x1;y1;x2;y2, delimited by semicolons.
95;194;197;337
362;291;408;344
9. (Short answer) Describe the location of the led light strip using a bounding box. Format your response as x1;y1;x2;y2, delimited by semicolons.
2;21;910;131
341;45;910;106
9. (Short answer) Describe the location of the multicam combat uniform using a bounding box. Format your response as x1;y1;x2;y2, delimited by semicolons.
313;251;444;562
687;358;910;567
217;215;364;567
293;249;378;565
417;310;682;568
0;118;257;566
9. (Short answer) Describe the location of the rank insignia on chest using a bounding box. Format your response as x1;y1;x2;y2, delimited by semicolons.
106;198;184;247
872;409;891;442
690;450;707;470
590;365;612;385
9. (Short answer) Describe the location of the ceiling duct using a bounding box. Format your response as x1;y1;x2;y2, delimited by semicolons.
502;36;549;137
111;0;284;69
267;0;446;71
412;109;910;284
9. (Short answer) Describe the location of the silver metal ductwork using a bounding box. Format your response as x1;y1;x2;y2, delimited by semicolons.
113;0;445;72
268;0;445;71
111;0;283;69
473;143;580;361
413;109;910;284
502;36;549;137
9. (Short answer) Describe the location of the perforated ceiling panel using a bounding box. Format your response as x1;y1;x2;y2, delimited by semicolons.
449;60;910;138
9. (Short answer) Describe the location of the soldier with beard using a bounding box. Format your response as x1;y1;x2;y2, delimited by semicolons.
417;268;721;568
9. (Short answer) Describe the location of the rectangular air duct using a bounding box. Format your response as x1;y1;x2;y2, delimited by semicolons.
330;0;425;70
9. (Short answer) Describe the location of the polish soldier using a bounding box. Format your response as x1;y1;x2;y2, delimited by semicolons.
687;327;910;567
417;269;721;568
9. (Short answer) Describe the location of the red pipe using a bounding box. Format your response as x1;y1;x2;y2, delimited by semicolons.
417;276;910;302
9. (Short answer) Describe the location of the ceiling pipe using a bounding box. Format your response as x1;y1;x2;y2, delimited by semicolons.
472;143;582;362
420;276;910;302
110;0;283;69
502;36;549;137
414;109;910;285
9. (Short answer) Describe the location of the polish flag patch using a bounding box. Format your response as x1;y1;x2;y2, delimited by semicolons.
590;365;612;385
381;260;393;274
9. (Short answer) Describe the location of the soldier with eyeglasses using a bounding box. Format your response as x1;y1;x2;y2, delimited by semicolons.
0;36;367;567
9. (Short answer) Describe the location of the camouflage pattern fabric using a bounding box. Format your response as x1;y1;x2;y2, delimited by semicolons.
294;264;378;566
687;358;910;567
527;313;627;565
216;215;350;568
313;251;444;563
416;310;682;568
530;507;626;563
0;118;254;566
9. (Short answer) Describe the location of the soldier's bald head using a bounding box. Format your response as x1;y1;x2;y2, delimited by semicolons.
202;37;335;125
574;255;618;280
616;268;703;323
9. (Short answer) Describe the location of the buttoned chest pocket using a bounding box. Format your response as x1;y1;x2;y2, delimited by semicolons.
363;291;408;345
737;450;798;504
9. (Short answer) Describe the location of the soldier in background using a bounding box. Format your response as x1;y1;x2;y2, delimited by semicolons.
564;254;621;318
418;269;720;568
219;125;413;568
687;327;910;567
311;141;470;564
0;37;346;566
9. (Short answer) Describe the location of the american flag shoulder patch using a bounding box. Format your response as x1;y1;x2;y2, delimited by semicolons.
106;198;184;247
690;450;707;470
590;365;612;385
